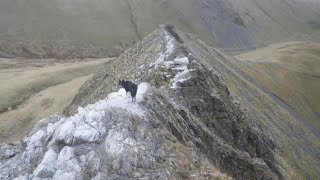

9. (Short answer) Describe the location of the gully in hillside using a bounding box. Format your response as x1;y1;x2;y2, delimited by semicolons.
119;80;138;102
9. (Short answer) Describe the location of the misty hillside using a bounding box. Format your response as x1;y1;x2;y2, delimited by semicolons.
236;42;320;135
1;0;320;58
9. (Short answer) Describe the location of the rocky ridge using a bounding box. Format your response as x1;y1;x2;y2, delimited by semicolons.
0;25;319;179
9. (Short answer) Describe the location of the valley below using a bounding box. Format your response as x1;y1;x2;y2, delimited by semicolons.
0;58;112;143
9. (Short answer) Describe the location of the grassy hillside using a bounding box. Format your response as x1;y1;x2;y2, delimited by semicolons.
1;0;320;57
0;58;112;143
236;41;320;132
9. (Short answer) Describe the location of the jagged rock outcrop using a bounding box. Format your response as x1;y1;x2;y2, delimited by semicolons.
1;25;319;179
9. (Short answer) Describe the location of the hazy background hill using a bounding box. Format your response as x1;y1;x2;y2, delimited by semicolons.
236;41;320;135
1;0;320;58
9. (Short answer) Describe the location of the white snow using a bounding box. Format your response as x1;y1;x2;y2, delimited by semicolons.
47;121;62;138
139;64;145;70
103;82;149;117
13;174;33;180
174;57;189;65
92;172;107;180
165;34;175;55
21;130;46;164
105;132;141;157
154;54;165;68
33;148;58;178
51;83;148;155
55;120;75;145
172;57;189;70
53;170;77;180
169;57;192;88
27;130;45;147
57;146;75;163
105;129;125;156
73;124;102;143
4;149;15;158
171;69;192;88
137;82;149;97
8;82;151;179
48;82;149;145
13;82;151;179
150;33;192;89
175;69;191;79
154;32;175;68
56;146;81;173
124;138;137;146
163;61;175;68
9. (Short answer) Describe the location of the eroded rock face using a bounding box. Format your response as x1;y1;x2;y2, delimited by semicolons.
1;25;319;179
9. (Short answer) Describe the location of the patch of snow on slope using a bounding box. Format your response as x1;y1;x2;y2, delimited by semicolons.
50;82;150;145
105;129;125;156
172;70;192;88
173;57;189;70
56;146;81;173
165;33;175;55
154;32;175;67
0;83;151;179
33;148;58;178
170;57;192;88
26;130;45;147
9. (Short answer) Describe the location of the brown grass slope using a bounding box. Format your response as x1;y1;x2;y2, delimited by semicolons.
0;58;111;143
236;42;320;133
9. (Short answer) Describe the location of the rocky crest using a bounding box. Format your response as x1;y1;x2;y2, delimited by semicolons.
0;25;319;179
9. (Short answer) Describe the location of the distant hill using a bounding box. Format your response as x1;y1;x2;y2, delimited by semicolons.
1;0;320;58
236;41;320;134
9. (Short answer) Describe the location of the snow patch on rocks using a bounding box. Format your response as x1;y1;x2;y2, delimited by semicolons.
33;148;57;178
172;69;192;88
153;32;175;68
56;146;81;173
26;130;45;147
0;83;150;179
105;129;125;156
165;34;175;55
170;57;192;88
53;170;77;180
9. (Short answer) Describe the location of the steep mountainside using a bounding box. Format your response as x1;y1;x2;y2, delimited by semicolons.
1;0;320;58
1;25;318;179
236;42;320;135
